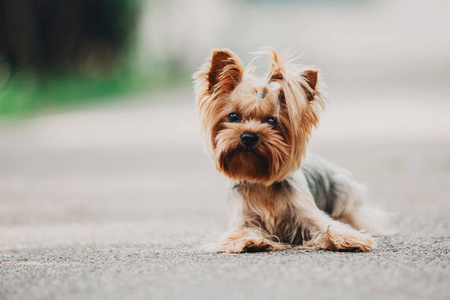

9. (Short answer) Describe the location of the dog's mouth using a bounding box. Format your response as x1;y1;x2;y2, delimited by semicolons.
227;146;259;158
219;146;271;182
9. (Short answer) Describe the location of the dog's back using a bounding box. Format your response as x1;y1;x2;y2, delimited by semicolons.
301;153;392;234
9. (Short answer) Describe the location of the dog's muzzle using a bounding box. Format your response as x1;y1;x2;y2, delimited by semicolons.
241;132;259;147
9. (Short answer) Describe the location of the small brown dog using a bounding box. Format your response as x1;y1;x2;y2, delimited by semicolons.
194;48;387;253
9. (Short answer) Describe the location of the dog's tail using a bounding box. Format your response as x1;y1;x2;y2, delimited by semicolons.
331;170;397;235
345;205;397;235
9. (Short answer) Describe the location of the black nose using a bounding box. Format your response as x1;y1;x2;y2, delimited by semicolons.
241;132;259;147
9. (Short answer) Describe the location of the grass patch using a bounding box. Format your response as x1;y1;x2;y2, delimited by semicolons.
0;62;188;118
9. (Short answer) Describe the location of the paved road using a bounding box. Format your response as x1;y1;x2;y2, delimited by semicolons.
0;86;449;300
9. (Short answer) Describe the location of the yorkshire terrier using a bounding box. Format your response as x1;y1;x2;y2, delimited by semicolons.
194;48;388;253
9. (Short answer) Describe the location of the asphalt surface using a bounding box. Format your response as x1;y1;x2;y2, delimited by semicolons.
0;86;449;300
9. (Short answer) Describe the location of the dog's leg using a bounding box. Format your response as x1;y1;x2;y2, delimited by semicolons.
216;190;288;253
304;221;375;251
290;173;375;251
216;227;287;253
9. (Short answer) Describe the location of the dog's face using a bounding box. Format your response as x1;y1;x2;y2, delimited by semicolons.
194;49;324;184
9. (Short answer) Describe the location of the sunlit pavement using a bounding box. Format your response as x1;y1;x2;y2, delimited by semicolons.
0;85;449;300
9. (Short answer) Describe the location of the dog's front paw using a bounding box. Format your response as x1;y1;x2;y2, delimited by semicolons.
216;229;287;253
309;225;375;252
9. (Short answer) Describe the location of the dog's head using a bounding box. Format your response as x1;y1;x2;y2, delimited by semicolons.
194;48;324;184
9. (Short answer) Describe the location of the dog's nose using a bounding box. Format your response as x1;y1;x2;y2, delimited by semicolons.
241;132;259;147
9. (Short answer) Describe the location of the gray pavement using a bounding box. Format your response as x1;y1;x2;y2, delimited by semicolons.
0;86;449;300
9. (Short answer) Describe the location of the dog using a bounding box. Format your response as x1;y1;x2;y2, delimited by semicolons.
194;48;388;253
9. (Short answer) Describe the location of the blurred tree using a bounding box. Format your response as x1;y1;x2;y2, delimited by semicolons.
0;0;138;74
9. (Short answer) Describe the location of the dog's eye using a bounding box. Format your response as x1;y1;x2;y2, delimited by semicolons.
265;117;278;128
228;113;241;123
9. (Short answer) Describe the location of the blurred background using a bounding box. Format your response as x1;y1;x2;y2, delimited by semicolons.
0;1;449;299
1;0;449;116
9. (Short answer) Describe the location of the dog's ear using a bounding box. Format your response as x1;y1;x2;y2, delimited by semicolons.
205;49;244;94
301;69;318;91
301;68;319;101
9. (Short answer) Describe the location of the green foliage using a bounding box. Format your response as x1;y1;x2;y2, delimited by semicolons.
0;0;189;118
0;61;187;117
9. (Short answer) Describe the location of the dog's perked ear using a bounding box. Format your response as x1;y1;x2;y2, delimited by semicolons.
194;49;245;145
302;69;318;90
205;49;244;94
301;69;319;101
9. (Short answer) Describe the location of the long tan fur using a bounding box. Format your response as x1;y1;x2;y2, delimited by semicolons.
194;48;377;253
